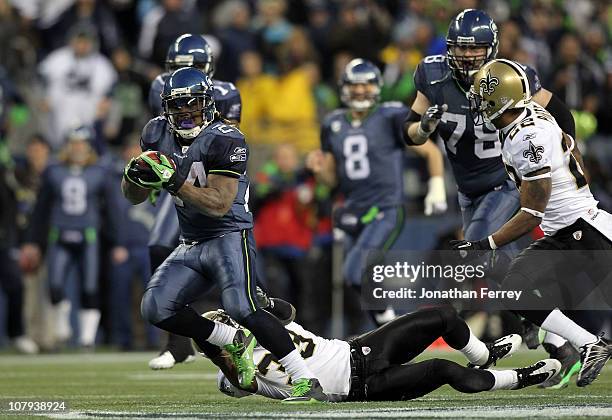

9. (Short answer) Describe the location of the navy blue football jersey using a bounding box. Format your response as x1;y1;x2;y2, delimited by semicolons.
148;73;242;123
414;55;542;196
140;117;252;241
27;162;115;243
321;103;408;212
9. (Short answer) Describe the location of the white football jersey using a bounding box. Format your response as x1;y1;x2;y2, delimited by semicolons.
217;321;351;402
500;103;598;235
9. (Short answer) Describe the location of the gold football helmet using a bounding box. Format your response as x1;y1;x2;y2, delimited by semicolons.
468;59;532;124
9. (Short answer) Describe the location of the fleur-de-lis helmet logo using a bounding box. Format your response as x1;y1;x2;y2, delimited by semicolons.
523;141;545;164
479;70;499;95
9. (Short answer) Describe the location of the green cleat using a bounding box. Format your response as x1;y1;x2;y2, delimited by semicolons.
223;329;257;389
282;378;329;403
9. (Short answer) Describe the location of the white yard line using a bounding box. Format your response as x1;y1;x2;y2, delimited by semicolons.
38;405;612;419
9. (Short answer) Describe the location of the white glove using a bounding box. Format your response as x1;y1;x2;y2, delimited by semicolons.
424;176;447;216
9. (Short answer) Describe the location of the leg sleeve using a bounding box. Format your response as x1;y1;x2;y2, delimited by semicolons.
355;306;467;368
366;359;494;401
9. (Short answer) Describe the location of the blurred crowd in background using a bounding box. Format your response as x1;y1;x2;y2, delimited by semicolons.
0;0;611;353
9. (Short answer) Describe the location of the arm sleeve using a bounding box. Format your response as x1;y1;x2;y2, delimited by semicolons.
545;93;576;138
205;134;248;179
511;128;553;177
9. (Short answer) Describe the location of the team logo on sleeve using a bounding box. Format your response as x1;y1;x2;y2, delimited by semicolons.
479;70;499;95
230;147;247;162
523;141;544;164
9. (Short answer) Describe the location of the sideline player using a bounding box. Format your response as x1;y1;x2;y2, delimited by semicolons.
147;34;242;370
403;9;579;386
306;58;447;324
201;306;558;401
122;68;328;402
452;58;612;387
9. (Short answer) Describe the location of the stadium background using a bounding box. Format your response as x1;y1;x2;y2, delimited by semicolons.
0;0;610;353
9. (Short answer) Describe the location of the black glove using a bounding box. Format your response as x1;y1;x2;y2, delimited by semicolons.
420;104;448;134
449;238;492;251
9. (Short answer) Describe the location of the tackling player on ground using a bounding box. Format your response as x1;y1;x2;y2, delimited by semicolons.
403;8;580;387
452;58;612;387
122;68;328;402
201;305;559;401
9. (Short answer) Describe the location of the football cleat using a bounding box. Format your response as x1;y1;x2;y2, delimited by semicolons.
577;335;612;387
539;342;581;389
469;334;522;369
283;378;329;403
224;329;257;389
513;359;561;389
149;350;196;370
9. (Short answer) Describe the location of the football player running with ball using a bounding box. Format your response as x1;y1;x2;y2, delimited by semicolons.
202;305;559;401
451;58;612;387
122;68;328;403
404;8;580;387
146;34;242;371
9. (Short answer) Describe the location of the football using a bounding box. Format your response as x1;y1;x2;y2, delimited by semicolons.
136;151;176;170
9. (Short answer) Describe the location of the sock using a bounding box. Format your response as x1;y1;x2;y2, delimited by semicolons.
486;369;518;390
78;309;100;346
279;349;315;381
458;327;489;365
541;309;597;348
207;321;237;347
542;331;567;349
53;300;72;341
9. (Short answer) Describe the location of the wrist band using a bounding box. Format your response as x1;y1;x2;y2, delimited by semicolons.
521;207;545;218
487;235;498;250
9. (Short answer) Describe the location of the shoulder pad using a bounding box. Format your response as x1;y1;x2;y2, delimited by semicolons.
212;79;241;99
416;55;451;85
322;109;346;126
141;117;169;148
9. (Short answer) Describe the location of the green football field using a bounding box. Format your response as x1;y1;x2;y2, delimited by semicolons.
1;350;611;419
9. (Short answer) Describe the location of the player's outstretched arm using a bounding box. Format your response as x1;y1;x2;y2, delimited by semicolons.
176;173;238;218
405;92;447;146
452;169;551;251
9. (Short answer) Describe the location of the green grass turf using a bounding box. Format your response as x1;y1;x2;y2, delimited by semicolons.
0;350;610;419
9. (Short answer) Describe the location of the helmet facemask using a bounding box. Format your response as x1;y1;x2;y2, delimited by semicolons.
164;94;216;140
447;42;497;84
341;82;380;111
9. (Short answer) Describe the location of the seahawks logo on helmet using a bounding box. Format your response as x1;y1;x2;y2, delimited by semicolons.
523;141;545;164
479;70;499;95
